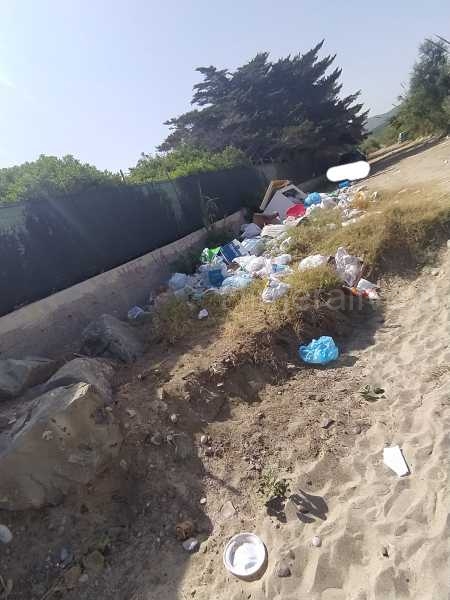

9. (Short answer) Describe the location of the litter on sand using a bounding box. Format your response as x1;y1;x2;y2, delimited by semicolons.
223;533;267;579
299;336;339;365
383;445;410;477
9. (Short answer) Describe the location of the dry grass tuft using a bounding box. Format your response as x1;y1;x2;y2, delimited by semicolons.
152;187;450;349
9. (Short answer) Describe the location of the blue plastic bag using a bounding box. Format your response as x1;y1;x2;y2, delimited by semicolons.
338;180;351;189
304;192;322;207
298;336;339;365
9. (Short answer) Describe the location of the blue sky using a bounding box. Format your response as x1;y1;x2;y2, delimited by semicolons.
0;0;448;172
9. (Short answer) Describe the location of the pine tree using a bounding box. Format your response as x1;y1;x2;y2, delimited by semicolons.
159;42;368;162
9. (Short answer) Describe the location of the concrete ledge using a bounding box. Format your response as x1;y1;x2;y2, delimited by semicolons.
0;211;244;359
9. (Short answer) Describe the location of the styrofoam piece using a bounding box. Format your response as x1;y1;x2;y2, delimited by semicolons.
383;445;410;477
223;533;266;579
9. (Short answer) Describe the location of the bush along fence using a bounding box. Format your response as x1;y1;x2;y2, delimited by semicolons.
0;154;329;317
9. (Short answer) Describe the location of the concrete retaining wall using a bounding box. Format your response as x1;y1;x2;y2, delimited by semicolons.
0;211;244;360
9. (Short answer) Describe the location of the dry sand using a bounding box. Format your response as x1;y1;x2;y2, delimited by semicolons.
179;251;450;600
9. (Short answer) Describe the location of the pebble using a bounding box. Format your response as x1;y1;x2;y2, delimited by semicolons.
125;408;137;418
321;418;334;429
79;573;89;584
276;561;291;577
169;413;178;424
353;424;362;435
42;430;54;441
60;545;74;567
200;434;209;445
381;545;389;557
119;459;128;471
199;497;207;505
0;524;13;544
431;268;440;276
150;432;163;446
182;537;199;553
312;535;322;547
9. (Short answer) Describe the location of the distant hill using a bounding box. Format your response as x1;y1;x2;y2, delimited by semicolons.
366;107;399;134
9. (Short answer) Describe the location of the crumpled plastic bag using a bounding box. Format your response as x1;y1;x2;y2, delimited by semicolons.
241;222;262;239
233;255;266;274
272;254;292;266
261;278;290;303
241;237;266;256
298;254;329;271
320;196;337;209
298;336;339;365
220;273;253;293
168;272;188;291
334;247;362;286
304;192;322;207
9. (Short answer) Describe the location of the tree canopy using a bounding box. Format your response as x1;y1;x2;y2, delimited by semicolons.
159;41;368;162
392;39;449;136
128;145;249;183
0;154;119;204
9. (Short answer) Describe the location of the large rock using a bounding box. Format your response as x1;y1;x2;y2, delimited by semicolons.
81;315;144;363
43;358;115;403
0;383;122;510
0;357;57;401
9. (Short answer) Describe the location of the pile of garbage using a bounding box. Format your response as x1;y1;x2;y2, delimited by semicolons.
129;179;380;319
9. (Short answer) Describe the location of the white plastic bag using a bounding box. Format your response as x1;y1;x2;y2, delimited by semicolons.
272;254;292;266
335;247;362;286
298;254;328;271
261;278;290;303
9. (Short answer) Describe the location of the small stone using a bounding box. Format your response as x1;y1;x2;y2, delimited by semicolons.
216;382;224;388
60;545;74;567
431;268;440;276
169;413;178;424
312;535;322;547
119;459;128;471
381;545;389;557
64;565;81;589
125;408;136;418
353;424;362;435
321;418;334;429
199;497;207;505
150;432;163;446
105;406;113;412
157;388;165;400
219;500;237;521
257;412;265;420
182;537;199;553
83;550;105;574
277;391;282;396
205;447;214;457
42;430;54;441
0;524;13;544
79;573;89;584
200;434;209;445
7;417;17;425
276;561;291;577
